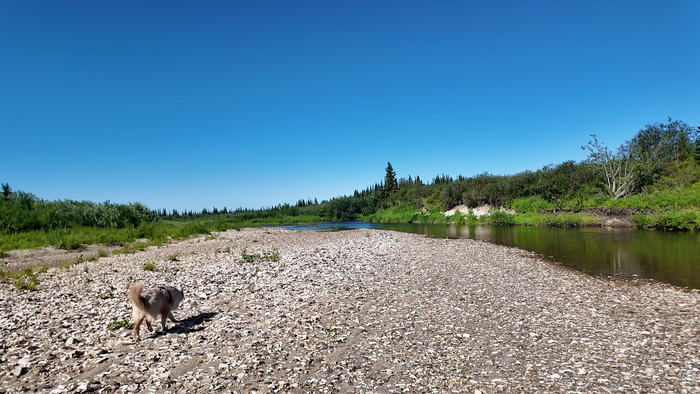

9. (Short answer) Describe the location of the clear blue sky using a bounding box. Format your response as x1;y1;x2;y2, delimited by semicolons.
2;1;699;212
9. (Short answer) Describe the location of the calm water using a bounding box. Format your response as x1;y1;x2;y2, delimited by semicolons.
272;221;700;289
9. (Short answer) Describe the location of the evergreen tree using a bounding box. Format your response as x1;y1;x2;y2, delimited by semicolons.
384;161;398;197
1;183;11;201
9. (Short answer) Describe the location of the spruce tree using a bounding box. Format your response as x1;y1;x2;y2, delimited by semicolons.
384;161;398;196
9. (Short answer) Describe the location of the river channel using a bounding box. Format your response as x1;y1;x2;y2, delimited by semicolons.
272;221;700;289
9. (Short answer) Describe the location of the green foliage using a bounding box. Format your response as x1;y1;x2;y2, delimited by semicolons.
0;193;157;234
98;249;110;258
448;210;479;224
107;318;131;330
512;196;555;213
239;249;258;263
378;161;398;206
631;209;700;231
322;195;377;221
0;267;44;291
143;262;156;272
1;117;698;249
262;251;280;262
365;204;422;223
604;182;700;210
486;211;516;226
628;118;698;191
238;249;280;263
582;135;635;199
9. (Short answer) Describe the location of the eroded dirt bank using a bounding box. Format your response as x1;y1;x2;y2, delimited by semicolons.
1;228;698;393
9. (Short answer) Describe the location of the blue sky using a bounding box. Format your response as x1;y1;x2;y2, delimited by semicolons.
2;1;699;212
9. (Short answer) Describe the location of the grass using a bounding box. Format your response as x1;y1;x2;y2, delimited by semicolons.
107;318;131;330
143;262;156;272
0;214;323;255
0;214;307;278
238;249;280;264
515;212;601;227
0;266;47;291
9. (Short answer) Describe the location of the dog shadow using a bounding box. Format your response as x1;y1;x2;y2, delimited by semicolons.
152;312;218;338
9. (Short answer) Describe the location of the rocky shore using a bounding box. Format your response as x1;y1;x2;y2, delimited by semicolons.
1;228;698;393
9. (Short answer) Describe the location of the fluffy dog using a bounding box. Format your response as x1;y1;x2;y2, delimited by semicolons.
127;282;184;340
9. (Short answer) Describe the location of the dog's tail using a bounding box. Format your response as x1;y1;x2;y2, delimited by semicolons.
128;282;146;311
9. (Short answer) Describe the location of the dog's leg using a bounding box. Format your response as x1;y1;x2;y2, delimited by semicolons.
161;310;169;332
133;317;142;341
145;320;153;332
168;311;177;323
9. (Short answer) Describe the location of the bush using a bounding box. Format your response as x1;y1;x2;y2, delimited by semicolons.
487;211;515;226
630;209;700;231
652;209;700;231
512;196;553;213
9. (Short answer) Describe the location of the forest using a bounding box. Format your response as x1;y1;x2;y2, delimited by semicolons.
321;118;700;229
1;118;699;255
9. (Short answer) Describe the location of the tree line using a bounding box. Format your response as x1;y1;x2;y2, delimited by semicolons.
325;118;699;219
2;118;698;233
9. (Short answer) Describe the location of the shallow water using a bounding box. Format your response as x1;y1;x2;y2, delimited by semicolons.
272;221;700;289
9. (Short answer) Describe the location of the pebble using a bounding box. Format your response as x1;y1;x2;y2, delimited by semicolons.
1;228;699;393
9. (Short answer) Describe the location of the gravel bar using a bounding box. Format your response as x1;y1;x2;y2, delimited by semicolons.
1;228;698;393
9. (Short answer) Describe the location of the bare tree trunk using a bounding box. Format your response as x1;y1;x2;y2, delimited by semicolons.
583;135;634;200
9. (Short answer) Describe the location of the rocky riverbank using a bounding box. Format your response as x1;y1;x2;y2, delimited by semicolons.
1;228;698;393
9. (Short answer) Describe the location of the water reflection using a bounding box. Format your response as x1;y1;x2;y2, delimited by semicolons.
379;223;700;289
271;221;700;289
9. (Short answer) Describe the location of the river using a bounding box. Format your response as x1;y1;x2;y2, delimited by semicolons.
271;221;700;289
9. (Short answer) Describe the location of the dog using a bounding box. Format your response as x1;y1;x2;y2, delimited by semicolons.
127;282;184;341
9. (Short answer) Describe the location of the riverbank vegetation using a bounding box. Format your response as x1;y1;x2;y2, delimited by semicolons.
1;118;699;260
357;118;700;230
0;189;323;256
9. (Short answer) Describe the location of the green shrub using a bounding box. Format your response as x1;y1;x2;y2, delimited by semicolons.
652;209;700;231
630;209;700;231
630;212;652;228
143;262;156;272
487;211;515;226
512;196;553;213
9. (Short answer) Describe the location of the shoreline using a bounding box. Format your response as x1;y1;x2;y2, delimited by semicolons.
1;228;698;392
